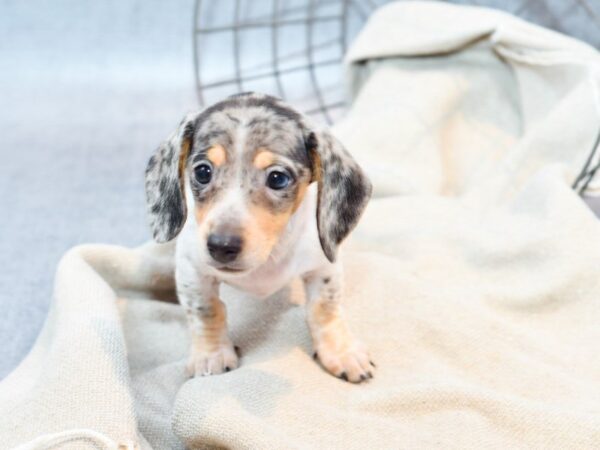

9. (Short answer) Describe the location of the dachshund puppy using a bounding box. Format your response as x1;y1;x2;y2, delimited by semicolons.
144;93;373;383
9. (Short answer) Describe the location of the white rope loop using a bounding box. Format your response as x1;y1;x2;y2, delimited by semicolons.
12;428;137;450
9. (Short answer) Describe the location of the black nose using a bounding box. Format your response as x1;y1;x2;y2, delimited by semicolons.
207;234;243;264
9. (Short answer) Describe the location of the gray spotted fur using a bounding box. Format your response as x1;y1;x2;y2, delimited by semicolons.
145;112;199;243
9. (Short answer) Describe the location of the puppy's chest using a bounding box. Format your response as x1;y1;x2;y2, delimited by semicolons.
226;261;296;299
226;235;324;299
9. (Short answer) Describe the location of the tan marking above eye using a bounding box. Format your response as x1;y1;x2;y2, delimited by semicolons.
207;145;226;167
253;149;275;170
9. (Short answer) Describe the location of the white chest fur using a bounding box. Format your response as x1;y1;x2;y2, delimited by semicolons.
177;184;329;299
221;184;327;298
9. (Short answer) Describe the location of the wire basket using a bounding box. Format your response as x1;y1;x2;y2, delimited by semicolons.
193;0;599;123
192;0;600;193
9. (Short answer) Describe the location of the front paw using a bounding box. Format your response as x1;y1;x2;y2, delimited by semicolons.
314;339;375;383
186;340;239;377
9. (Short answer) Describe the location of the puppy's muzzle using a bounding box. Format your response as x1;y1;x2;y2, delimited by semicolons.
207;233;243;264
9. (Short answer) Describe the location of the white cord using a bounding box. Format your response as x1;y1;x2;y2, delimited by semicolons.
12;428;137;450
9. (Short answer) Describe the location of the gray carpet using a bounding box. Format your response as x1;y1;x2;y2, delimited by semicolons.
0;0;196;378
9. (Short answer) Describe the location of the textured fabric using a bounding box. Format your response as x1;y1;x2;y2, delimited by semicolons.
3;2;600;449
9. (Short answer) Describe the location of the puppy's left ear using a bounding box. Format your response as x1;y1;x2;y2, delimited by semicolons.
145;112;199;243
306;128;372;262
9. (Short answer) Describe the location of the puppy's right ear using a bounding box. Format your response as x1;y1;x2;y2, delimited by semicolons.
144;112;199;243
306;128;372;263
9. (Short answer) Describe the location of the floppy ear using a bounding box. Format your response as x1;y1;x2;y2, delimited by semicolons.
306;129;372;262
144;112;199;243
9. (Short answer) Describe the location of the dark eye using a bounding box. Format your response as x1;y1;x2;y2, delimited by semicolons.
266;170;291;190
194;163;212;184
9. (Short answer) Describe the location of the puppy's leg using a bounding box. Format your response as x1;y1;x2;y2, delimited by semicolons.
304;264;374;383
176;262;238;377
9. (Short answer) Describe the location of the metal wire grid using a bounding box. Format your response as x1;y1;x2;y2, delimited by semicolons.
193;0;373;124
193;0;600;192
573;128;600;195
193;0;600;122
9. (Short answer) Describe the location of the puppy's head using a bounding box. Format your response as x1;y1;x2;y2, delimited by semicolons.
145;93;371;274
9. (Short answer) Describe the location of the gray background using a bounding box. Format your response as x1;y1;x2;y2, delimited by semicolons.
0;0;196;378
1;0;599;379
